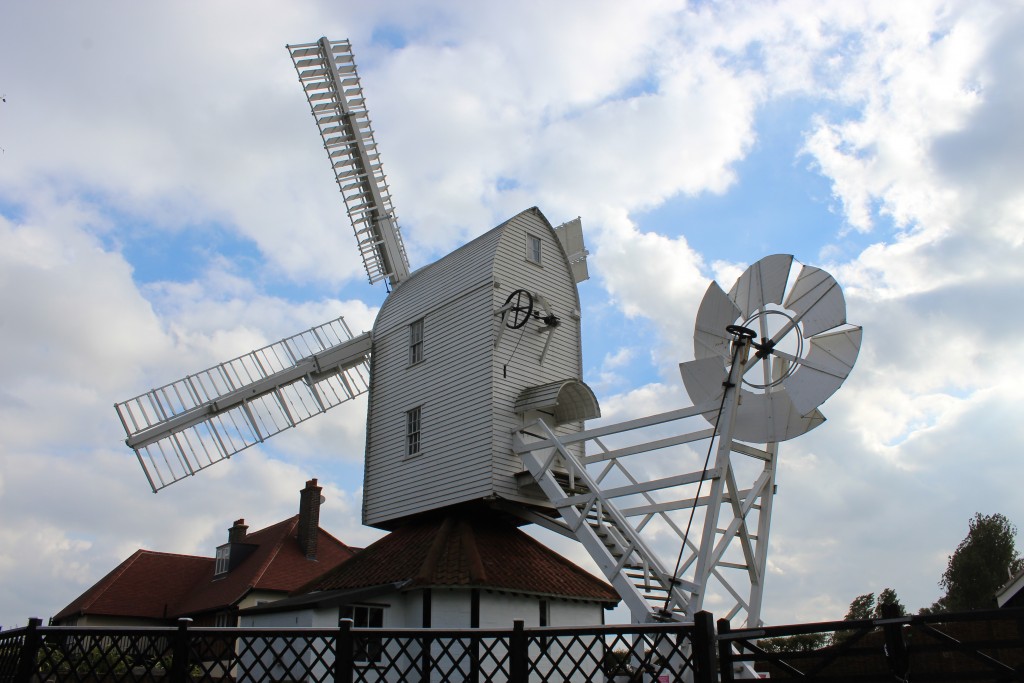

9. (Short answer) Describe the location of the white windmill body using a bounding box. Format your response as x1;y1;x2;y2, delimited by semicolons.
114;37;862;634
364;208;597;529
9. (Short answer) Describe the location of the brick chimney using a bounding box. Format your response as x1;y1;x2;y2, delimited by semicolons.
298;478;322;560
228;518;248;543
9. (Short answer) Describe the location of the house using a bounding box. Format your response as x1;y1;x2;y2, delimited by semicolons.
238;508;618;681
240;507;619;629
52;479;356;626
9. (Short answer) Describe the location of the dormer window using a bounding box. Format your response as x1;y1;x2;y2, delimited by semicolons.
215;545;230;576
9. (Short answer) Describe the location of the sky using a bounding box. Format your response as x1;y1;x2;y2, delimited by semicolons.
2;0;1023;629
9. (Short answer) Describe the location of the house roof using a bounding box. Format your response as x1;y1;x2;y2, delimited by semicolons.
171;515;355;617
53;516;356;622
296;511;619;604
240;582;409;616
52;550;212;622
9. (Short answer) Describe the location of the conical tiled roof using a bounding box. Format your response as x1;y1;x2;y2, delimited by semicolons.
298;512;619;604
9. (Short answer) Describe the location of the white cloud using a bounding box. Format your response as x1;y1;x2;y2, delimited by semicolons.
0;194;377;624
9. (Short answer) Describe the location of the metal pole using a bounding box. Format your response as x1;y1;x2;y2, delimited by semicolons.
14;618;43;683
716;617;736;683
509;620;527;683
881;604;909;679
169;618;192;683
335;618;354;683
689;333;751;617
691;611;717;683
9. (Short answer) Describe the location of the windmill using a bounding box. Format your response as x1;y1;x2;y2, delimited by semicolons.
115;37;595;525
114;38;861;628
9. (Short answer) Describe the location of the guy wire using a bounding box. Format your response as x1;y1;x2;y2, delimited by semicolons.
661;336;745;618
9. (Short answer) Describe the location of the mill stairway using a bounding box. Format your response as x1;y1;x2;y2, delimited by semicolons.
514;424;698;622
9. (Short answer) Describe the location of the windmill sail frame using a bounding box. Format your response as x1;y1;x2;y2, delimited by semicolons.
287;38;411;286
116;317;370;492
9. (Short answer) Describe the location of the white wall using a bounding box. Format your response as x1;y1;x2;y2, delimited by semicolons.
237;588;609;683
237;608;316;683
239;608;314;628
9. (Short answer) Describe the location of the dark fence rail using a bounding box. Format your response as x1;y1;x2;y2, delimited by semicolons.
721;606;1024;681
0;615;711;683
1;607;1022;682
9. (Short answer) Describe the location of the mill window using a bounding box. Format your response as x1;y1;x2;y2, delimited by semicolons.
527;234;542;264
409;318;424;364
406;406;421;456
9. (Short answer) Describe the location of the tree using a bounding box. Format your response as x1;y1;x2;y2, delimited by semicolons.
832;588;906;645
939;512;1024;611
844;592;876;621
842;589;906;621
757;633;829;653
876;588;906;617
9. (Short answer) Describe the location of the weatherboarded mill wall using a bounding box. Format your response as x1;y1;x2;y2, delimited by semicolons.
363;208;591;529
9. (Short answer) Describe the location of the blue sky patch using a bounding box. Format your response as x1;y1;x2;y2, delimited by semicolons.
371;25;409;51
636;96;875;266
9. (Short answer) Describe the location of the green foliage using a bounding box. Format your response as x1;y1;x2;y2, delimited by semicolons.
842;588;906;622
844;592;876;621
877;588;906;617
82;646;132;675
602;648;668;678
939;512;1024;611
757;633;829;653
603;649;635;676
831;588;907;645
918;596;948;615
37;644;133;676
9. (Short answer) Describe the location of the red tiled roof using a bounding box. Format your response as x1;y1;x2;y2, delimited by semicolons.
53;518;356;622
172;515;355;617
300;513;619;603
53;550;211;622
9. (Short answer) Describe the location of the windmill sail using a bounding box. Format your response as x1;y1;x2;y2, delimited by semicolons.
288;38;411;286
116;317;371;492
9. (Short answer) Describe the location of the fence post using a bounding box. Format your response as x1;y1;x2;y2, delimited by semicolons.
716;618;735;683
469;630;480;683
880;603;908;678
15;618;42;683
691;611;716;683
421;634;433;681
509;620;527;683
169;618;192;683
334;618;353;683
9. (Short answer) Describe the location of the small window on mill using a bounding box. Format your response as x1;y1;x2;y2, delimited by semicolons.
409;318;424;364
406;406;421;456
527;234;542;264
